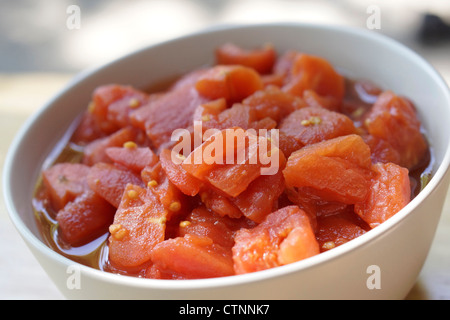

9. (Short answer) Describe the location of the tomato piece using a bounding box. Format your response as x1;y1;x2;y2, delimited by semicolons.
129;70;210;149
195;65;264;104
219;147;283;195
151;175;190;222
178;206;236;248
198;187;242;219
108;184;168;268
364;91;428;169
141;155;191;224
200;102;278;132
354;162;411;228
106;90;150;129
42;163;90;211
283;134;373;204
363;134;401;165
303;89;340;112
285;188;361;235
142;88;207;149
261;73;285;87
232;170;285;223
283;53;345;103
272;50;298;81
315;210;368;252
197;103;261;133
141;161;164;186
82;126;143;166
279;106;356;148
217;103;258;130
193;98;227;123
169;67;211;89
199;188;243;219
215;43;277;74
242;85;307;122
149;234;235;279
56;191;116;247
89;84;149;134
183;128;285;197
206;162;262;198
159;149;204;197
70;111;106;145
232;205;319;274
87;163;143;208
278;132;303;158
105;145;158;174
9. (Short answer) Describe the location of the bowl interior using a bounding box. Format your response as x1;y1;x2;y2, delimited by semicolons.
4;23;450;288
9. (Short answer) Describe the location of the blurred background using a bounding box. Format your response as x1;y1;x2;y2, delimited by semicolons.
1;0;450;73
1;0;449;299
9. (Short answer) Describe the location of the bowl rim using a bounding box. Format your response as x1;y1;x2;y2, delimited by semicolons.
3;21;450;291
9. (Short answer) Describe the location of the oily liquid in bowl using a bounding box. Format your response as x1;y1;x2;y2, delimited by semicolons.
31;75;434;279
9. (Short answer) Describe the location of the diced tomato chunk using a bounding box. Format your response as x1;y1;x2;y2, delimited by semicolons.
197;103;259;133
108;184;167;268
315;210;368;252
178;206;236;248
56;191;116;246
232;170;285;223
283;53;345;103
199;188;243;219
204;162;262;198
141;161;164;186
303;89;340;112
283;134;373;204
159;149;204;197
183;128;285;197
200;102;279;133
89;84;149;134
195;65;264;104
87;163;143;208
364;91;428;169
354;162;411;228
151;175;190;221
106;90;149;129
232;205;319;274
261;73;285;87
242;85;307;122
106;145;158;173
215;43;277;74
149;234;235;279
42;163;90;211
129;70;209;149
277;132;303;158
71;111;106;145
363;134;401;165
273;50;297;80
217;104;258;130
82;126;143;166
279;106;356;148
283;187;318;232
193;98;227;124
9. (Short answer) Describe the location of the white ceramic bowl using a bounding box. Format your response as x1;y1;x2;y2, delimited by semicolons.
4;23;450;300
